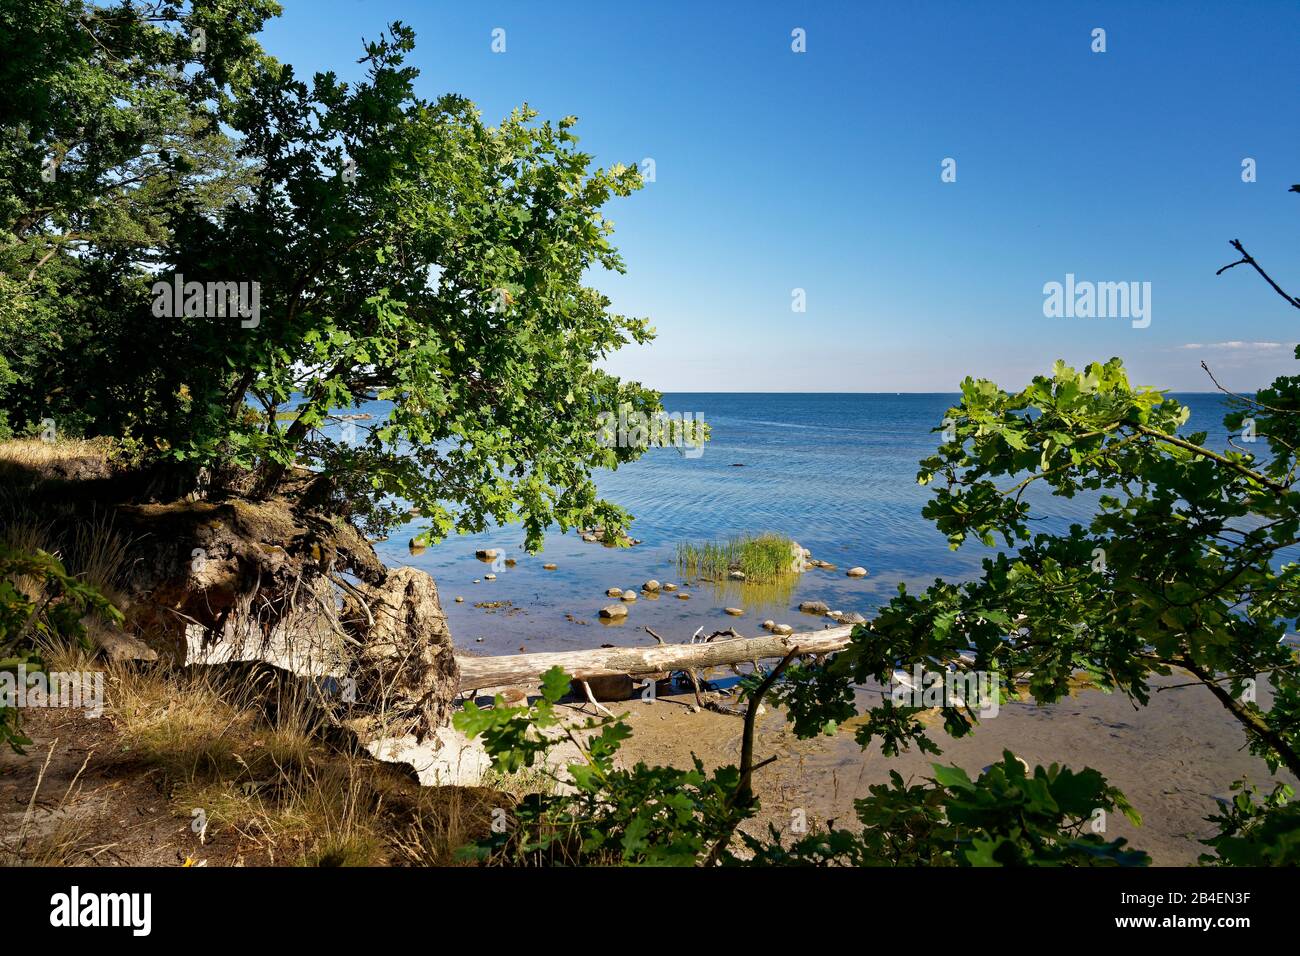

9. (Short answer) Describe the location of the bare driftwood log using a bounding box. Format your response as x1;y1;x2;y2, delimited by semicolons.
456;624;854;692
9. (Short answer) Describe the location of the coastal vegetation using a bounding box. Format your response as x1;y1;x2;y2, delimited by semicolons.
1;0;1297;868
676;533;798;583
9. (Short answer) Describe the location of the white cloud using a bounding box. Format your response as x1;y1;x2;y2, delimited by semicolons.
1176;341;1290;351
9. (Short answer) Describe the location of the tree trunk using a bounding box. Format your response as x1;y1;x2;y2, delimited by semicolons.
455;624;855;692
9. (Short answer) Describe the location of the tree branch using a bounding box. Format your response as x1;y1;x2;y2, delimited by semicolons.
1216;239;1300;310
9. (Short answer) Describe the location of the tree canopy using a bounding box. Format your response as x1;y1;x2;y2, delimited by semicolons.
2;2;664;547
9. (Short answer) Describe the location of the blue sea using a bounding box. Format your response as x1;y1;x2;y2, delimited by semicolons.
362;393;1242;657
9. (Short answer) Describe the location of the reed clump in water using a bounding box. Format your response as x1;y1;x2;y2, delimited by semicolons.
676;533;795;583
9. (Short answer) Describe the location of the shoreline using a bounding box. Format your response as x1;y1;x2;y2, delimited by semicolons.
609;673;1297;866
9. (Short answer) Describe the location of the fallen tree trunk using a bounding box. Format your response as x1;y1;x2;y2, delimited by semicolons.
456;624;855;692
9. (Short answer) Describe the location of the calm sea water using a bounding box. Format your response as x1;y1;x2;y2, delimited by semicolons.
360;393;1239;657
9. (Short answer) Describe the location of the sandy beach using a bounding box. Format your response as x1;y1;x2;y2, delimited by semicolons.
606;670;1297;866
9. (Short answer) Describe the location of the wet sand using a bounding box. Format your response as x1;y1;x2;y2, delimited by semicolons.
607;672;1297;866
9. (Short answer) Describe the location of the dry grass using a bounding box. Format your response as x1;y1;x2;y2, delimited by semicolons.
0;435;108;465
0;736;98;867
65;512;133;604
11;813;99;866
1;506;134;670
106;663;493;865
0;436;114;484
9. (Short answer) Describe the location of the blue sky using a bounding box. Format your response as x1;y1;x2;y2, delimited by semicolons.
261;0;1300;392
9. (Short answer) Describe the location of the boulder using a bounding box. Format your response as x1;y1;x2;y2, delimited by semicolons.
642;580;661;593
798;600;830;614
789;541;809;571
87;618;158;664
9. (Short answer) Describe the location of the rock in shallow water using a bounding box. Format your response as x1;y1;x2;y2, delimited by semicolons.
847;566;867;577
599;604;628;619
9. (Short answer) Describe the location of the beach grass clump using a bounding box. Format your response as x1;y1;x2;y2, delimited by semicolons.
676;533;795;583
105;664;496;866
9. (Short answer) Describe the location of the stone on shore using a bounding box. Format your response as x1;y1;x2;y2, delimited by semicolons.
841;611;867;624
